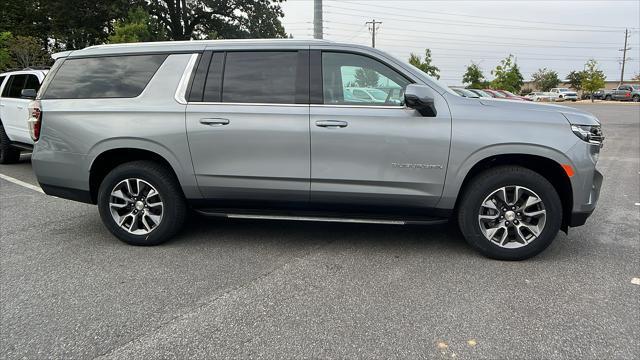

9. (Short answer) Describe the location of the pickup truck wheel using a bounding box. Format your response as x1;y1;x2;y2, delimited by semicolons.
457;166;562;260
633;95;639;102
97;160;187;246
0;123;21;164
604;95;612;101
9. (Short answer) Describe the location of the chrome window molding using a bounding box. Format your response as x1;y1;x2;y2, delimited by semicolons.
174;53;199;105
185;102;405;109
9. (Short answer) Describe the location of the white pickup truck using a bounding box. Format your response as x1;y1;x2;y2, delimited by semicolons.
549;88;578;102
0;68;47;163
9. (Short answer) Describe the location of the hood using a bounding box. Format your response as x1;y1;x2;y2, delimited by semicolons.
478;98;600;125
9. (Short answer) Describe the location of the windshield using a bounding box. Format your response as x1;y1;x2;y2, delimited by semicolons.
502;90;517;97
490;91;506;98
558;88;571;92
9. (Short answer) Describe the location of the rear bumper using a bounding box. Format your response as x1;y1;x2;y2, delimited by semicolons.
569;169;603;227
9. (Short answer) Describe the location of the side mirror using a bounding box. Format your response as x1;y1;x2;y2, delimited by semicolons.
404;84;437;117
21;89;37;99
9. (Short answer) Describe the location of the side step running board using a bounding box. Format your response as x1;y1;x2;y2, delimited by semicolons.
195;210;448;226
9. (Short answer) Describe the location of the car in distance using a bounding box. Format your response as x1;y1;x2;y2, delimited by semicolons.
525;92;553;102
482;89;507;99
495;90;532;101
30;40;604;260
451;88;480;98
550;88;578;102
467;89;493;98
610;84;640;102
0;68;48;163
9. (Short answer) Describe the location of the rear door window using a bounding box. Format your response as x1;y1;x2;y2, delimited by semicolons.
42;54;167;99
222;51;298;104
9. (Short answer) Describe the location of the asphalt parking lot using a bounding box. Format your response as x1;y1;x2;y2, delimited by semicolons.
1;103;639;359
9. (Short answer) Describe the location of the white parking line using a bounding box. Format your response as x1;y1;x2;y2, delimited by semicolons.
0;173;44;194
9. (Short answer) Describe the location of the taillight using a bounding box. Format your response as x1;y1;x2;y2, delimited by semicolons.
626;92;631;97
27;100;41;141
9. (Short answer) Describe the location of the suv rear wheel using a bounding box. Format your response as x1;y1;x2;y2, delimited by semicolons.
457;166;562;260
0;123;21;164
97;161;187;245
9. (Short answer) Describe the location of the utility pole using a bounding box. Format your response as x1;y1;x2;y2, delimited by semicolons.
365;19;381;48
313;0;323;39
619;28;630;85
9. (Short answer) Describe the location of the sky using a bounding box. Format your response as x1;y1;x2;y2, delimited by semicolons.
279;0;640;86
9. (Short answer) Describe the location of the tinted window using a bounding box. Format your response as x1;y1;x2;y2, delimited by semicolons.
43;54;167;99
322;52;411;106
2;75;27;98
0;76;5;90
24;74;41;92
222;52;297;104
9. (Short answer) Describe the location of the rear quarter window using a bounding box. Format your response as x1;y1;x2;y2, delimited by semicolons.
42;54;167;99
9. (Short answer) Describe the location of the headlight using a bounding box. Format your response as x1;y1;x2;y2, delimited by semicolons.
571;124;604;146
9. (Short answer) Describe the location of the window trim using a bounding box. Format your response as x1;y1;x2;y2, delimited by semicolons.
312;49;415;108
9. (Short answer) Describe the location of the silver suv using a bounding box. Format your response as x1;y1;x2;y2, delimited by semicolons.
30;40;603;260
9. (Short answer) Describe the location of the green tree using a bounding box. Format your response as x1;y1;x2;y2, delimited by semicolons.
581;59;606;102
462;63;487;89
490;54;524;93
146;0;287;40
408;49;440;79
531;68;560;91
566;70;586;92
109;7;166;43
8;35;50;69
354;68;380;88
0;32;15;71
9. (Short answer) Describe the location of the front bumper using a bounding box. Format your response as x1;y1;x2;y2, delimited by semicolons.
569;168;603;227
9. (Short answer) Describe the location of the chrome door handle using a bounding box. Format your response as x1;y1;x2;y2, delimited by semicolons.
316;120;348;128
200;118;229;126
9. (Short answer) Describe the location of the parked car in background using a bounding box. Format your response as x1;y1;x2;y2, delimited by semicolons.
482;89;507;98
467;89;493;98
550;88;578;102
592;89;608;100
610;84;640;102
451;88;480;98
0;68;48;163
525;92;553;102
495;90;532;101
345;87;391;104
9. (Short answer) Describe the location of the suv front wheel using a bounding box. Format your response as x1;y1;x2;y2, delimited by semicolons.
458;166;562;260
97;161;187;245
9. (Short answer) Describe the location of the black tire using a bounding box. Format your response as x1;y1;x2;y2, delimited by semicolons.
633;95;640;102
97;160;187;246
0;123;21;164
604;95;612;101
457;166;562;261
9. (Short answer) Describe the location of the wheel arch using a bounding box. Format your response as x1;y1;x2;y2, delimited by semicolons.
452;153;573;231
89;147;185;204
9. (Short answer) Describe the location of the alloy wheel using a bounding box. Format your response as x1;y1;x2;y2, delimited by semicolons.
109;178;164;235
478;185;547;249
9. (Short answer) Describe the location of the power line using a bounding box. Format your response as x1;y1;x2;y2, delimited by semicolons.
322;20;624;46
324;5;640;33
327;0;639;31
